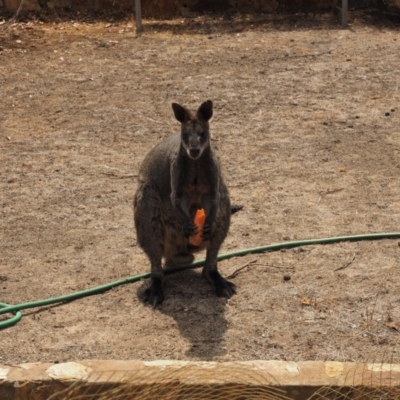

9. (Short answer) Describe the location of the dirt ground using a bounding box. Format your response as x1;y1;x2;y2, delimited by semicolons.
1;11;400;367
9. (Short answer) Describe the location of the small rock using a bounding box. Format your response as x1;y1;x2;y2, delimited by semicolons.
283;274;291;281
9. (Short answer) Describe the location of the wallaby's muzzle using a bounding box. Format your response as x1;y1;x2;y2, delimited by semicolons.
188;148;201;159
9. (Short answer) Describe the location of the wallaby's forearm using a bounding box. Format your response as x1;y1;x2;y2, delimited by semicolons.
171;183;203;239
201;191;220;239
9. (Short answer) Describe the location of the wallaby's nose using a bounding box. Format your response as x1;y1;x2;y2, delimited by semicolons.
189;148;201;159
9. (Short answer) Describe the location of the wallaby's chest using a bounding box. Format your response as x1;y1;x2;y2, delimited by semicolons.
182;180;211;214
184;180;210;200
176;163;215;205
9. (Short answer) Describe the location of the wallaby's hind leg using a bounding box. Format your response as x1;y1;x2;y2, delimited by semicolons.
203;251;236;298
134;185;165;306
203;241;236;298
202;200;236;299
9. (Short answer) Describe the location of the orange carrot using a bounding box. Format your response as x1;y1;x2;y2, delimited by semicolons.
189;208;206;246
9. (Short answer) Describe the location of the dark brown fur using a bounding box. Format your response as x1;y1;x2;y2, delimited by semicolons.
133;100;236;306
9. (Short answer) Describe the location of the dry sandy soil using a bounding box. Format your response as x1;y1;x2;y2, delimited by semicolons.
1;11;400;368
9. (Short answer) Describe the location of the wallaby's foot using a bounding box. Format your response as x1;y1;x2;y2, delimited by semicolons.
171;253;195;266
205;270;236;299
143;277;164;307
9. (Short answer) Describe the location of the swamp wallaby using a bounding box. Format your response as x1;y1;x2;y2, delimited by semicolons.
134;100;237;306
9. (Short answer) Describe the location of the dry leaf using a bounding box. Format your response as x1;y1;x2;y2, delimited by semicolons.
300;297;312;306
385;321;399;332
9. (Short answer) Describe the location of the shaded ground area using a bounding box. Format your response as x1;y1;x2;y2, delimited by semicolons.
1;12;400;365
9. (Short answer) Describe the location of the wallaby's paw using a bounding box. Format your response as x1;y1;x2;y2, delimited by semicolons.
184;221;198;237
143;279;164;307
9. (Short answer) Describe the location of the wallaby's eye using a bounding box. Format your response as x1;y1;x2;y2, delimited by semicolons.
199;131;206;140
182;132;189;142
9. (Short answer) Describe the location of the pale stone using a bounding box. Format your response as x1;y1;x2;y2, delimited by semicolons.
285;362;300;374
0;367;9;380
46;362;92;380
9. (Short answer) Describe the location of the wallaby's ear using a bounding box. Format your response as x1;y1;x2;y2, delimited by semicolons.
172;103;189;123
197;100;213;122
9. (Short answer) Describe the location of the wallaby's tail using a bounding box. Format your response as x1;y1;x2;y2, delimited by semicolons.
231;204;244;215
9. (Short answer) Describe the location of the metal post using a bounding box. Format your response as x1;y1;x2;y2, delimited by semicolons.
135;0;143;34
341;0;348;28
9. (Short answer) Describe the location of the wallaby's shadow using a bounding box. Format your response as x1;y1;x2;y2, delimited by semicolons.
137;269;230;359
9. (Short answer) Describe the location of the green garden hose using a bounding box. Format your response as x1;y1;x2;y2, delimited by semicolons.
1;232;399;330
